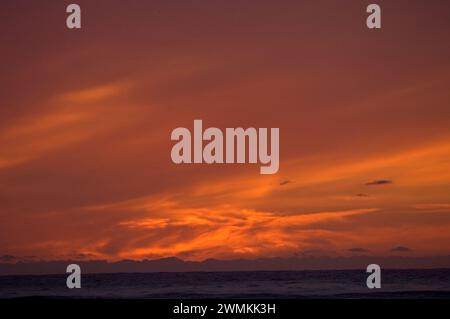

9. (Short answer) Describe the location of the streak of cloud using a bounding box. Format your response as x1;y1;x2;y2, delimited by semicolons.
391;246;412;253
348;248;369;253
365;180;393;186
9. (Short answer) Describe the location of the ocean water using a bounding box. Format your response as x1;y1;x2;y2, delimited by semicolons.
1;269;450;299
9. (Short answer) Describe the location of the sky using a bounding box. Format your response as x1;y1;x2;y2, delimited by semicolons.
0;0;450;264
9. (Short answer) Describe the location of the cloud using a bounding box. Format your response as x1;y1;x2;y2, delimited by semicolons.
0;255;40;263
279;180;292;186
0;255;18;263
0;81;135;169
355;193;370;197
365;179;393;186
348;248;369;253
391;246;412;252
91;194;378;260
412;204;450;210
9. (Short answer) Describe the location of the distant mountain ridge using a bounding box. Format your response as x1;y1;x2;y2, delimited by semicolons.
1;255;450;276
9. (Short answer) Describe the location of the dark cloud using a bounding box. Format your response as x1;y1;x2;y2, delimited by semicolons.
70;253;98;260
0;255;40;263
348;248;369;253
296;249;327;257
0;255;17;262
391;246;412;252
365;180;393;186
355;193;370;197
4;255;450;276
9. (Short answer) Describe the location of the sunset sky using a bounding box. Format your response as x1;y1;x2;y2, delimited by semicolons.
1;0;450;263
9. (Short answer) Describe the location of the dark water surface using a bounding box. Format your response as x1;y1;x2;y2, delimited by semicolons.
1;269;449;299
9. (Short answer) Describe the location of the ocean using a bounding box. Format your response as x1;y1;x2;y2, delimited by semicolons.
1;269;450;299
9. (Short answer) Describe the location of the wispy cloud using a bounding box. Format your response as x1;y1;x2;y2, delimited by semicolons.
0;81;134;169
391;246;412;253
80;191;379;260
348;247;369;253
365;179;393;186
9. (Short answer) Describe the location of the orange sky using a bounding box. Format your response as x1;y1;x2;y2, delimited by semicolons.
1;0;450;262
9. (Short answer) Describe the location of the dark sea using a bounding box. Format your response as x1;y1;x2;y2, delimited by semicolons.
1;269;450;299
